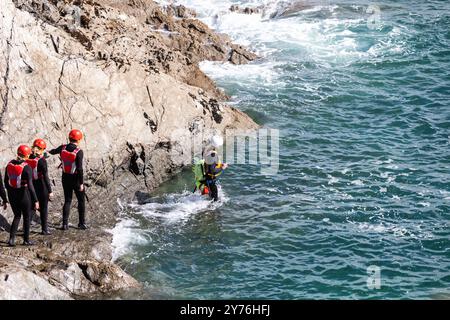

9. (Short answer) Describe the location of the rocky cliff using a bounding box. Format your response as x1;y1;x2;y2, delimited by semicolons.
0;0;258;299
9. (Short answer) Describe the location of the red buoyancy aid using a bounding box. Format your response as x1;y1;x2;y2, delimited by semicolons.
6;161;28;188
26;156;43;180
60;145;80;174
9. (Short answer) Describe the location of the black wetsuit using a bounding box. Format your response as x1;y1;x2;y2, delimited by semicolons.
49;143;85;228
204;162;224;202
29;153;53;233
4;160;38;243
0;172;7;205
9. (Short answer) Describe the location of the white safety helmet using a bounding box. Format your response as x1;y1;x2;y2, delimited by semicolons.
210;135;224;148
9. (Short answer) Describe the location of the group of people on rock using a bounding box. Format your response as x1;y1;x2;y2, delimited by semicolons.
0;129;86;246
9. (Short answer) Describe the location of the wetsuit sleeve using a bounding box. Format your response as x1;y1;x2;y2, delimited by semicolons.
0;172;7;203
4;168;11;192
39;158;52;193
48;145;63;155
76;149;84;185
25;166;38;203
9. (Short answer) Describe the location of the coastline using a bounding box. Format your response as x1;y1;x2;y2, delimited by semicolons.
0;0;258;299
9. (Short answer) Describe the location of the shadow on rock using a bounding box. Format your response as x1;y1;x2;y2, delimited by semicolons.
0;214;10;233
134;191;152;205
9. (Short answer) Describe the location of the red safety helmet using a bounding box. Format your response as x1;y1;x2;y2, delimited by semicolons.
69;129;83;141
17;145;32;157
33;138;47;150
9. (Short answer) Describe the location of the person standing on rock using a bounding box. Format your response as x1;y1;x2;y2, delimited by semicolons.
5;145;39;246
49;129;87;230
27;139;53;235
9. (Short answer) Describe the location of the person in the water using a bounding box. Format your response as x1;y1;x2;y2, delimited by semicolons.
203;147;228;202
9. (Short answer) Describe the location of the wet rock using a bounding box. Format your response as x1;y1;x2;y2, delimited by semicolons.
165;5;197;19
230;5;261;15
230;45;259;65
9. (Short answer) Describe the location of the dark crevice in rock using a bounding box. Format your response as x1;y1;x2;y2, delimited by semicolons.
143;111;157;133
77;263;101;287
50;34;60;53
0;16;15;133
200;98;223;124
57;59;69;125
127;143;141;176
155;141;171;150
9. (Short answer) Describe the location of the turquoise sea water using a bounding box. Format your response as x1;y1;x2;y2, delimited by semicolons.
113;0;450;299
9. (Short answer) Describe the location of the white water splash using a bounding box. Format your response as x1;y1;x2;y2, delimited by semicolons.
110;217;148;261
111;188;228;260
129;189;228;224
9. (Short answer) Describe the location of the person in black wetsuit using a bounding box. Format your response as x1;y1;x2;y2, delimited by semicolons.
0;172;8;210
5;145;39;246
49;129;86;230
203;148;228;202
27;139;53;235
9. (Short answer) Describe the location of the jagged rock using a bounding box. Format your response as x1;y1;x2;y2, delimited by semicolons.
229;5;261;15
48;262;98;295
0;267;72;300
0;0;258;300
230;45;259;65
10;0;257;99
165;5;197;19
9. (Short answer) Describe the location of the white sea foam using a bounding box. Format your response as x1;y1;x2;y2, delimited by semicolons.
327;174;339;185
417;202;430;207
352;220;433;240
351;179;364;186
110;217;148;261
129;189;228;224
111;189;228;260
199;60;282;86
162;0;407;63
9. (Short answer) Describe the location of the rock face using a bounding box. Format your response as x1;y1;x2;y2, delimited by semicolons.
0;0;258;299
263;1;313;19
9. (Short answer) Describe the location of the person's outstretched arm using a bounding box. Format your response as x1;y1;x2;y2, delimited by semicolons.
48;145;63;155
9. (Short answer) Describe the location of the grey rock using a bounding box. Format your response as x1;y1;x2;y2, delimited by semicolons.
0;0;258;299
